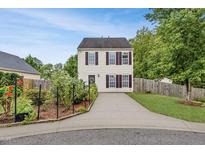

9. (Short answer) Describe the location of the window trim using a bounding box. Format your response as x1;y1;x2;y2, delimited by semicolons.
109;52;116;65
88;52;96;65
122;74;129;88
121;52;129;65
109;74;116;88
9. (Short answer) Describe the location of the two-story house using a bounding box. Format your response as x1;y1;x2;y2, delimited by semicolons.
78;37;133;92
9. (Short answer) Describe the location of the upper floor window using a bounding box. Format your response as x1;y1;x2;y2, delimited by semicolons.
122;52;129;65
109;52;116;65
88;52;95;65
109;75;116;88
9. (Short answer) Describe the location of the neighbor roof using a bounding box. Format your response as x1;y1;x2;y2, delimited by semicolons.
78;37;132;48
0;51;40;75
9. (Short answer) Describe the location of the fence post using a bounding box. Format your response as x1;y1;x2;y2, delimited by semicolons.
89;80;91;105
84;82;86;110
14;77;17;122
37;84;42;120
72;83;75;114
56;86;59;119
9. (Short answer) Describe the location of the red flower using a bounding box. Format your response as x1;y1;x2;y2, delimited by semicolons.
17;79;23;86
8;86;14;91
5;92;12;97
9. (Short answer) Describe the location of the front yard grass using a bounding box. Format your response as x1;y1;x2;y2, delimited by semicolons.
127;93;205;123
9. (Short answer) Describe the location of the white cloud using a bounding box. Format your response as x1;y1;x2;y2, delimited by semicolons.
9;9;145;38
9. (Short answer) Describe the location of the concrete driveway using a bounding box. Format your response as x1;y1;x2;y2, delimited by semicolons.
1;93;205;140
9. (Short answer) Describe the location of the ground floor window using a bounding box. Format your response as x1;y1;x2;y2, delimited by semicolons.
109;75;116;88
122;75;129;88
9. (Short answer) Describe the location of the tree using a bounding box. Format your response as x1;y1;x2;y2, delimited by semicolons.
40;64;53;79
146;8;205;101
25;55;43;72
54;63;63;71
131;27;156;78
64;54;78;78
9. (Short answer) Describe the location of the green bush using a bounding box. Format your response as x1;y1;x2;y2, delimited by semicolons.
13;96;37;122
25;88;51;105
50;70;73;108
14;96;33;114
90;83;98;101
85;83;98;102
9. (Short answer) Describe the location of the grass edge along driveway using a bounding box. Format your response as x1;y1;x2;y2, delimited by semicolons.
127;93;205;123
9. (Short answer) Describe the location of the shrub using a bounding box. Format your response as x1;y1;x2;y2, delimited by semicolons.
72;79;86;104
25;88;51;105
85;83;98;102
13;96;37;122
0;72;23;115
90;83;98;101
14;96;33;114
50;70;73;109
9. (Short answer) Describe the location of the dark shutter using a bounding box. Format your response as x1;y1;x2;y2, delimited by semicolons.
129;75;132;88
129;52;132;65
95;52;98;65
85;52;88;65
119;52;122;65
116;75;119;88
116;52;119;65
119;75;122;88
106;75;109;88
106;52;109;65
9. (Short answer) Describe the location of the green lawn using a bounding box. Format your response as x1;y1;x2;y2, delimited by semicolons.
127;93;205;123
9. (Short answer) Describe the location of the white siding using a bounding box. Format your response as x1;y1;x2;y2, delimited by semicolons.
78;48;133;92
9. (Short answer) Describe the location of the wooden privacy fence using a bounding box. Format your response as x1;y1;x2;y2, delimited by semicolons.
134;78;205;100
23;79;51;90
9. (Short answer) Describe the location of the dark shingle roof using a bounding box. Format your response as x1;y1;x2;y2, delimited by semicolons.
0;51;40;75
78;37;132;49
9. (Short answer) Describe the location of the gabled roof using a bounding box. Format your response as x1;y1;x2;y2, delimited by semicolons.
0;51;40;75
78;37;132;49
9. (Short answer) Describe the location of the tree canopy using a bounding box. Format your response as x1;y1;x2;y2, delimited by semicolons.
132;8;205;100
25;55;43;72
64;54;78;78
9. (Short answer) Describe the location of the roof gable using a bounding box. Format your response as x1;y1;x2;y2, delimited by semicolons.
78;37;132;49
0;51;40;75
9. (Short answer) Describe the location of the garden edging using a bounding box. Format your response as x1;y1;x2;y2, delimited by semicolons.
0;99;95;128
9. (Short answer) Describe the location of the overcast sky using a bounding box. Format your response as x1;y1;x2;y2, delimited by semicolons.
0;8;153;64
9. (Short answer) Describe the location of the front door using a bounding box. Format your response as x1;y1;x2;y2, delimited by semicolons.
88;75;95;84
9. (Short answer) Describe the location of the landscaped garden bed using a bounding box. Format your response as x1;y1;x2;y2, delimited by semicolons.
35;100;90;120
127;92;205;123
0;71;98;126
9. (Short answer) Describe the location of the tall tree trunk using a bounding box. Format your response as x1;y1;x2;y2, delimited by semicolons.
185;79;191;101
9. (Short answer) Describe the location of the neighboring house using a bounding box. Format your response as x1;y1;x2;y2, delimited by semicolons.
0;51;40;79
160;77;173;84
78;37;133;92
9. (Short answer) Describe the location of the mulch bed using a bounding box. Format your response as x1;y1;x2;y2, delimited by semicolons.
0;101;91;125
37;101;90;120
178;100;204;107
0;114;15;124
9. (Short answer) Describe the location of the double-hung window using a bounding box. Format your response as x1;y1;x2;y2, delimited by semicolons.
122;75;129;88
109;52;116;65
109;75;116;88
88;52;95;65
122;52;129;65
